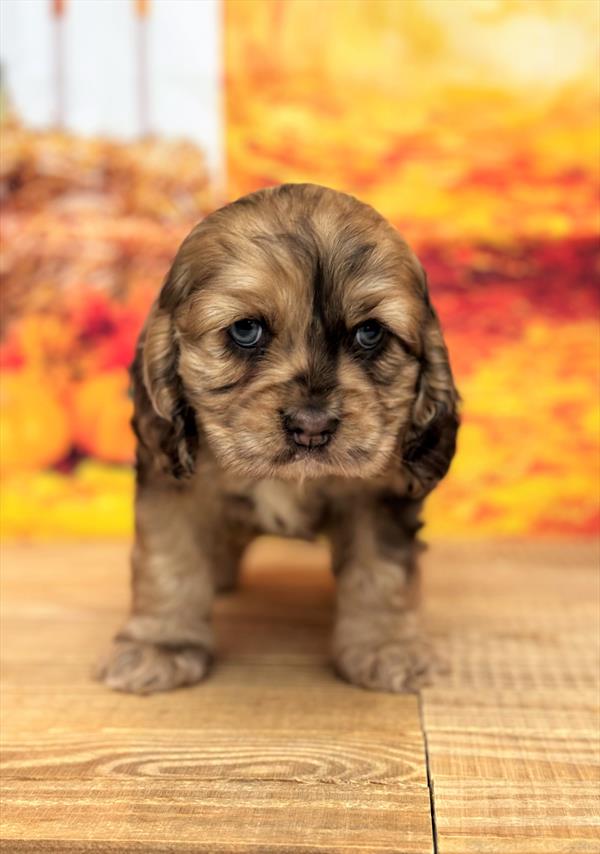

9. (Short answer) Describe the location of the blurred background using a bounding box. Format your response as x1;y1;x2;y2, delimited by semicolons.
0;0;598;540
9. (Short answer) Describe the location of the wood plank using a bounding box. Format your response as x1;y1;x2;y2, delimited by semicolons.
1;729;426;785
0;780;431;853
419;541;600;854
2;539;598;852
0;539;433;853
431;783;599;854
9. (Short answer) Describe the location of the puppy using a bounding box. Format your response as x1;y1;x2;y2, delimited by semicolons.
98;183;459;694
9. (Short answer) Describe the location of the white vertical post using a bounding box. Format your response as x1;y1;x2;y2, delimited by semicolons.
51;0;65;128
135;0;150;138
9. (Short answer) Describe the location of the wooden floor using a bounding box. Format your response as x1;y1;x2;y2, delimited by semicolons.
1;539;598;853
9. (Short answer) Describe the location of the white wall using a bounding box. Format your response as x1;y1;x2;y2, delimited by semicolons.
0;0;224;183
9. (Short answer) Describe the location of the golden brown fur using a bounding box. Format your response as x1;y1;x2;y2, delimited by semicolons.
97;183;459;694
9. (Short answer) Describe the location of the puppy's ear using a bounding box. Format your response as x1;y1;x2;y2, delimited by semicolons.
402;273;460;498
132;300;198;481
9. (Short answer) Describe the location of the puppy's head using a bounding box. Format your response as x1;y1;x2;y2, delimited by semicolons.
142;184;459;495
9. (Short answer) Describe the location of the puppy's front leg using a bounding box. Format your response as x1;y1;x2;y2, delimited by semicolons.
331;497;434;693
99;482;225;694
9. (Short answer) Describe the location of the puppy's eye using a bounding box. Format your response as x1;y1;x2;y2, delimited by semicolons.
355;320;385;350
229;318;263;348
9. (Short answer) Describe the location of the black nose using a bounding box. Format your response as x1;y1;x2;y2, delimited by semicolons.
284;408;339;449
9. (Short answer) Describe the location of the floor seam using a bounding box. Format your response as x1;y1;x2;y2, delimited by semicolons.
417;691;438;854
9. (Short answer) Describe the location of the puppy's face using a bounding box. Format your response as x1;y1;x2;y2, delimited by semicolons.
143;184;458;491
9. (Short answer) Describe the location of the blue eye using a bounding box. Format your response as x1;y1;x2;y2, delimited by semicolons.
229;318;263;348
355;320;385;349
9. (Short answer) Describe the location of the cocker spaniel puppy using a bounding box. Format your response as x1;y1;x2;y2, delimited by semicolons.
99;183;459;694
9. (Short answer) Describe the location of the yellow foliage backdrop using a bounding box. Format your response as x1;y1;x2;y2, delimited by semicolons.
224;0;600;537
1;0;598;538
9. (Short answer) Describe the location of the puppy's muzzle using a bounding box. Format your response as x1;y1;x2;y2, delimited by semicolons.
283;408;340;449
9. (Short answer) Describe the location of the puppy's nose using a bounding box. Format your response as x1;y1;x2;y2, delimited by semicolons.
284;408;339;448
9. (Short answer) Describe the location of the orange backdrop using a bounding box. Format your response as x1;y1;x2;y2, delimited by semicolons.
1;0;598;538
224;0;600;537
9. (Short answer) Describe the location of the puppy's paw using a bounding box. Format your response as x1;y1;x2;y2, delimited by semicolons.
334;637;445;693
96;639;212;695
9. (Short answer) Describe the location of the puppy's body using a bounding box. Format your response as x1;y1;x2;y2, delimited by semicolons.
99;184;459;694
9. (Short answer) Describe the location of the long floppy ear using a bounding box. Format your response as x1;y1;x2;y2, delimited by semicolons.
131;302;198;481
402;281;460;498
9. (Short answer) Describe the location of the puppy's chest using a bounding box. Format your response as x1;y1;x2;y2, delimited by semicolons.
225;478;325;539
